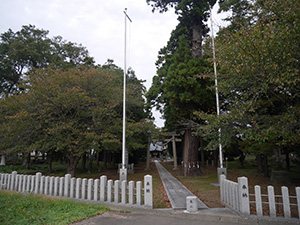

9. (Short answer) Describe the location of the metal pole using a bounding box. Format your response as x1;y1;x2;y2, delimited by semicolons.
122;9;132;170
210;5;223;168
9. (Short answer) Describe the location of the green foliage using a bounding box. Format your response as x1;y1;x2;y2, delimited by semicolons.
0;24;95;97
0;191;108;225
0;65;153;173
196;0;300;155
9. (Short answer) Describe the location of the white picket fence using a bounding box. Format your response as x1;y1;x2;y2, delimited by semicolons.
0;171;153;208
220;175;300;220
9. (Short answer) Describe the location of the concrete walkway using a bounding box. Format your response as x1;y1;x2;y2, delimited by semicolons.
155;160;208;210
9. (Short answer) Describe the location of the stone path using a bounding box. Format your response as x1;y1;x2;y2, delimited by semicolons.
155;160;208;210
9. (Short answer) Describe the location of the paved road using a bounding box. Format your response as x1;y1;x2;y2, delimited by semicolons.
155;160;208;209
74;207;299;225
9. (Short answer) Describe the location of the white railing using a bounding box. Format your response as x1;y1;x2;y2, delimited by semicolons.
220;175;300;220
0;171;153;208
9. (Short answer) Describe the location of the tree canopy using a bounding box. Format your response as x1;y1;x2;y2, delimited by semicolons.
196;0;300;172
0;25;95;97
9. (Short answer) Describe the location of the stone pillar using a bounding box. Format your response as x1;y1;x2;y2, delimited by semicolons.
30;175;35;193
34;172;42;194
255;185;263;217
144;175;153;208
107;180;113;202
114;180;120;203
282;186;291;218
238;177;250;215
217;167;227;184
119;168;127;182
26;175;31;193
49;177;55;196
296;187;300;220
40;176;45;194
121;180;127;204
268;186;276;218
76;178;82;199
128;181;134;205
0;154;6;165
70;177;76;198
44;176;49;195
59;177;64;197
87;178;93;200
82;178;87;199
11;171;17;191
22;175;28;192
54;177;59;196
186;196;198;212
94;179;99;201
100;175;107;202
64;174;71;197
136;181;142;205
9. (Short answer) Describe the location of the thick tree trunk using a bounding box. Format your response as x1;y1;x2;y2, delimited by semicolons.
103;150;107;170
182;128;201;177
81;152;86;171
263;155;269;177
256;155;263;173
48;151;53;173
191;23;203;58
285;149;291;172
200;136;205;169
67;155;80;177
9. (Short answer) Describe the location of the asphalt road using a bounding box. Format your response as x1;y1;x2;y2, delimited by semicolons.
73;207;300;225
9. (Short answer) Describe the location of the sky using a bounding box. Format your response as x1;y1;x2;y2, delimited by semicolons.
0;0;229;127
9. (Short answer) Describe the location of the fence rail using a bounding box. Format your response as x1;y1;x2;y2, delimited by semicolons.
0;171;153;208
220;175;300;220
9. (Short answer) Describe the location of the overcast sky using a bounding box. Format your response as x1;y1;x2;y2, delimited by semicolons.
0;0;228;127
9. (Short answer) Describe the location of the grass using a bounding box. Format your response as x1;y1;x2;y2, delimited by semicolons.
0;191;109;225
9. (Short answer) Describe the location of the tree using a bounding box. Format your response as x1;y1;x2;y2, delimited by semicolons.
0;25;94;97
196;0;300;174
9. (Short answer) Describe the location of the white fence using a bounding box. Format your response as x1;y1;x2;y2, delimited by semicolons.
220;175;300;220
0;171;153;208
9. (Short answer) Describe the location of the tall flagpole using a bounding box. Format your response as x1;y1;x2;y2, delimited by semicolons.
120;8;132;181
210;5;227;182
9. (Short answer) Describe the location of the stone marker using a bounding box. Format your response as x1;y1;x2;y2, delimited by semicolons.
186;196;198;212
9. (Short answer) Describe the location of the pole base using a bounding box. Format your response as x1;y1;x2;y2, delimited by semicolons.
120;168;127;181
217;167;227;184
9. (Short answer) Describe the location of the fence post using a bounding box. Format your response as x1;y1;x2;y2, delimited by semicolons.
100;176;107;202
114;180;120;203
136;181;142;205
82;178;87;199
75;178;82;199
296;187;300;219
59;177;64;197
30;175;35;193
44;176;49;195
40;176;45;194
87;178;93;200
255;185;263;217
107;180;113;202
94;179;100;201
220;174;225;203
128;181;134;205
64;174;71;197
144;175;153;208
268;186;276;218
11;171;17;191
121;180;127;204
281;186;291;219
70;177;76;198
238;177;250;215
34;172;42;194
49;177;55;196
22;175;27;192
